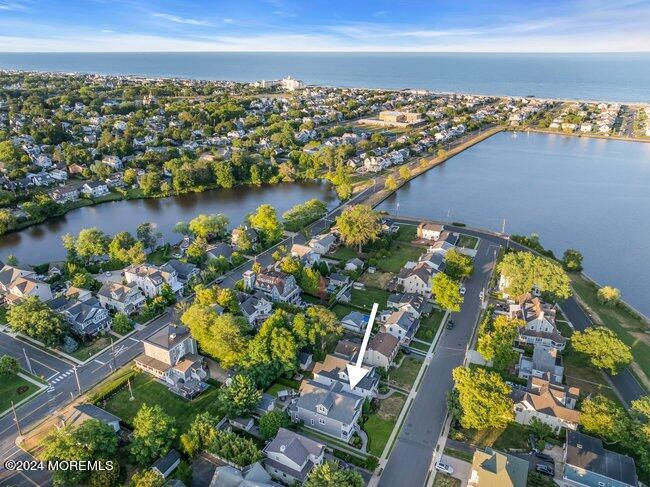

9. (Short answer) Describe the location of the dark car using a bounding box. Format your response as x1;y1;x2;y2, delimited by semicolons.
535;452;555;464
529;435;539;453
447;320;455;330
536;464;554;476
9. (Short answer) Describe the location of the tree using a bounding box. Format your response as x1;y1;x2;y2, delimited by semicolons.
529;418;553;445
580;395;631;445
5;254;18;266
139;169;162;196
137;222;161;252
497;251;571;300
173;220;190;236
112;313;133;334
259;410;291;440
451;366;514;429
444;249;474;280
248;204;283;246
130;404;177;465
0;355;20;376
186;236;207;264
75;227;108;263
335;205;381;253
305;461;364;487
384;175;397;190
214;161;236;188
597;286;620;306
399;166;411;179
180;412;221;457
123;168;138;185
7;296;67;347
180;305;248;367
189;213;230;240
562;249;583;271
220;374;262;418
42;419;118;486
432;272;463;312
0;209;16;234
108;231;144;264
130;469;165;487
207;430;262;467
631;396;650;440
292;306;342;351
571;326;632;374
476;315;524;370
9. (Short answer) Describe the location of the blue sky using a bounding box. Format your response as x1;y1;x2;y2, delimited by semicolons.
0;0;649;52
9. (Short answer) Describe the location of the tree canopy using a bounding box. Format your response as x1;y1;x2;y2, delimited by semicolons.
219;374;262;418
571;326;632;374
248;204;283;247
130;404;177;465
497;251;571;300
476;315;524;370
335;205;381;253
432;272;463;312
444;249;474;280
305;461;364;487
7;296;67;347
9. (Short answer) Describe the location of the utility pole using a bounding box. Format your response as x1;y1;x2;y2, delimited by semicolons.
128;378;135;401
11;401;22;436
111;338;116;368
73;366;81;395
22;348;33;375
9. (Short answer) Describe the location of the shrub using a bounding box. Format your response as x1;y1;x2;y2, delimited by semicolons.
597;286;620;306
62;335;78;353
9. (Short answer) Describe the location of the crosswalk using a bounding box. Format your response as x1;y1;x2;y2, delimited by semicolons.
49;368;74;384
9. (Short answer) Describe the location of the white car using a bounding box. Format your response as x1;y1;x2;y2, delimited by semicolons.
105;271;112;277
459;286;466;295
435;462;454;475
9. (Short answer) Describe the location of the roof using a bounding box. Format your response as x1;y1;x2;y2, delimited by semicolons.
565;430;637;486
264;427;324;469
206;242;234;259
368;332;400;358
145;324;190;350
341;311;368;327
161;259;198;280
334;338;361;360
296;380;362;425
512;381;580;424
385;310;416;333
98;281;141;303
210;462;279;487
73;404;120;424
135;354;170;374
152;449;181;477
472;448;529;487
312;354;378;391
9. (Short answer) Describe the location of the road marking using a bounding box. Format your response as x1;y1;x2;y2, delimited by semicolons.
94;359;105;365
30;357;60;375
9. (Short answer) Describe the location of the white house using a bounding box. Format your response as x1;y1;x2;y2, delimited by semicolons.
81;181;110;198
124;263;183;298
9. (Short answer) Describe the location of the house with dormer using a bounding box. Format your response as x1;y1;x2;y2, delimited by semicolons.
243;268;301;304
510;294;567;350
263;428;325;484
0;264;52;304
511;377;580;433
97;281;146;315
312;354;378;398
382;309;419;344
395;261;436;297
239;291;273;327
124;263;183;298
49;295;112;337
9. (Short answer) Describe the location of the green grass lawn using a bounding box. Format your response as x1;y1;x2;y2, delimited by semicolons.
0;307;7;325
364;393;406;456
414;309;446;342
331;303;359;320
443;447;474;463
458;234;479;250
103;372;223;431
147;244;173;266
562;344;620;403
68;335;113;361
452;422;529;451
0;374;40;412
409;341;430;352
570;273;650;380
350;287;390;311
265;382;297;397
331;246;360;261
389;356;423;390
394;225;418;242
376;243;423;273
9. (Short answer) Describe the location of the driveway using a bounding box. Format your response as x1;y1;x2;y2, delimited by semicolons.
439;454;472;487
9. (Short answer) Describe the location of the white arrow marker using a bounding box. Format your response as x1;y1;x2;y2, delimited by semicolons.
346;302;379;389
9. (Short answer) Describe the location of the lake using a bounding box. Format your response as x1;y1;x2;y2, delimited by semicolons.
378;132;650;315
0;181;337;265
1;52;649;102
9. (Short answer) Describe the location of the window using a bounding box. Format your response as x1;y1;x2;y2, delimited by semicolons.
310;419;314;425
319;418;325;424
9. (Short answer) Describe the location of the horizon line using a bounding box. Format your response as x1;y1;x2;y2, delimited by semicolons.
0;50;649;54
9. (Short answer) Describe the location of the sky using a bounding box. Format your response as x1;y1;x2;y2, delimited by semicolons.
0;0;649;52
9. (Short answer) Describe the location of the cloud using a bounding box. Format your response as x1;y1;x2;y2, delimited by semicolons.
0;0;30;11
152;12;212;26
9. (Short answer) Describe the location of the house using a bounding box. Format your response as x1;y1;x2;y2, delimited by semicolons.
97;281;146;315
511;377;580;433
49;296;112;337
256;393;276;416
135;324;207;398
518;345;564;384
244;268;301;304
50;187;79;204
308;233;337;254
263;428;325;484
161;259;200;284
417;222;444;240
341;311;369;334
345;258;364;272
81;181;110;198
469;448;529;487
396;262;436;297
563;430;637;487
427;231;459;255
124;263;183;298
210;462;280;487
387;292;428;319
232;226;259;249
328;272;349;288
312;354;378;398
290;380;363;441
152;449;181;479
382;310;419;344
206;242;235;262
240;292;273;327
333;338;361;361
101;155;123;171
418;252;445;271
68;404;121;433
510;294;566;350
290;243;320;266
364;332;400;369
298;350;313;370
0;264;53;304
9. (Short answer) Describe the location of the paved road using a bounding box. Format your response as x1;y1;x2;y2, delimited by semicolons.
378;238;499;487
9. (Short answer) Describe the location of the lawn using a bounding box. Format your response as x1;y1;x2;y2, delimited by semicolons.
415;309;446;342
103;372;223;431
265;382;297;397
409;341;430;352
331;303;358;320
350;287;390;311
364;393;406;456
331;246;360;261
376;243;423;273
458;234;479;250
389;356;423;390
0;374;40;412
444;447;474;463
570;272;650;380
147;244;173;266
68;335;113;361
562;344;620;403
394;225;418;243
433;474;461;487
358;271;394;290
451;422;529;451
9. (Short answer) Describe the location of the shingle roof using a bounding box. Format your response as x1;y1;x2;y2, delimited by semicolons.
296;380;362;424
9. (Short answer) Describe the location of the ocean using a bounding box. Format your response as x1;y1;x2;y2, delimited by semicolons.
0;52;649;102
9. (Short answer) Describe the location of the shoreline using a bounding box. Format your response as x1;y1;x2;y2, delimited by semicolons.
512;126;650;143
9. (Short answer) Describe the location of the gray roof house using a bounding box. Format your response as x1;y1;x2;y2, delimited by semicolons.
290;380;363;441
240;292;273;328
162;259;200;283
518;345;564;384
341;311;369;334
152;449;181;479
210;462;280;487
382;309;419;344
97;281;146;315
563;430;637;487
69;404;121;432
206;242;235;262
49;296;112;337
312;354;379;398
263;428;325;484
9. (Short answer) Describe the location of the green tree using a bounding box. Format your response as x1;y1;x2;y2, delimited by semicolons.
335;205;381;253
571;326;632;374
173;220;191;236
130;404;177;465
597;286;621;306
130;469;165;487
0;209;16;234
451;366;514;429
399;166;411;179
580;395;631;445
444;249;474;280
631;396;650;441
562;249;583;271
432;272;463;312
5;254;18;266
0;355;20;376
385;175;398;190
292;306;342;350
305;461;364;487
186;236;208;265
219;374;262;418
75;227;108;263
207;430;262;467
180;412;221;457
259;410;291;440
180;305;248;368
188;213;230;240
7;296;67;346
214;161;236;188
497;251;571;300
42;419;118;486
139;169;162;196
123;168;138;185
248;204;283;246
476;315;523;370
108;231;145;264
112;313;133;334
137;222;160;252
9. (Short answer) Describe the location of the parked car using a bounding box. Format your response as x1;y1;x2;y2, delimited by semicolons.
435;462;454;475
447;320;455;330
529;434;539;453
535;452;555;464
105;271;112;277
459;286;466;295
536;464;554;476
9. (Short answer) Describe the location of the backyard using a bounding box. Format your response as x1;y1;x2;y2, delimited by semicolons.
68;335;114;361
414;308;446;342
358;270;394;290
458;234;479;249
0;373;41;412
375;243;423;273
364;393;407;456
103;372;223;431
394;224;418;243
388;356;423;391
449;422;530;451
350;287;390;311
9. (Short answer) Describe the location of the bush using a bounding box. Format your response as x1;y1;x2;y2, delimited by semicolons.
0;355;19;376
597;286;620;306
88;368;137;404
62;335;78;353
